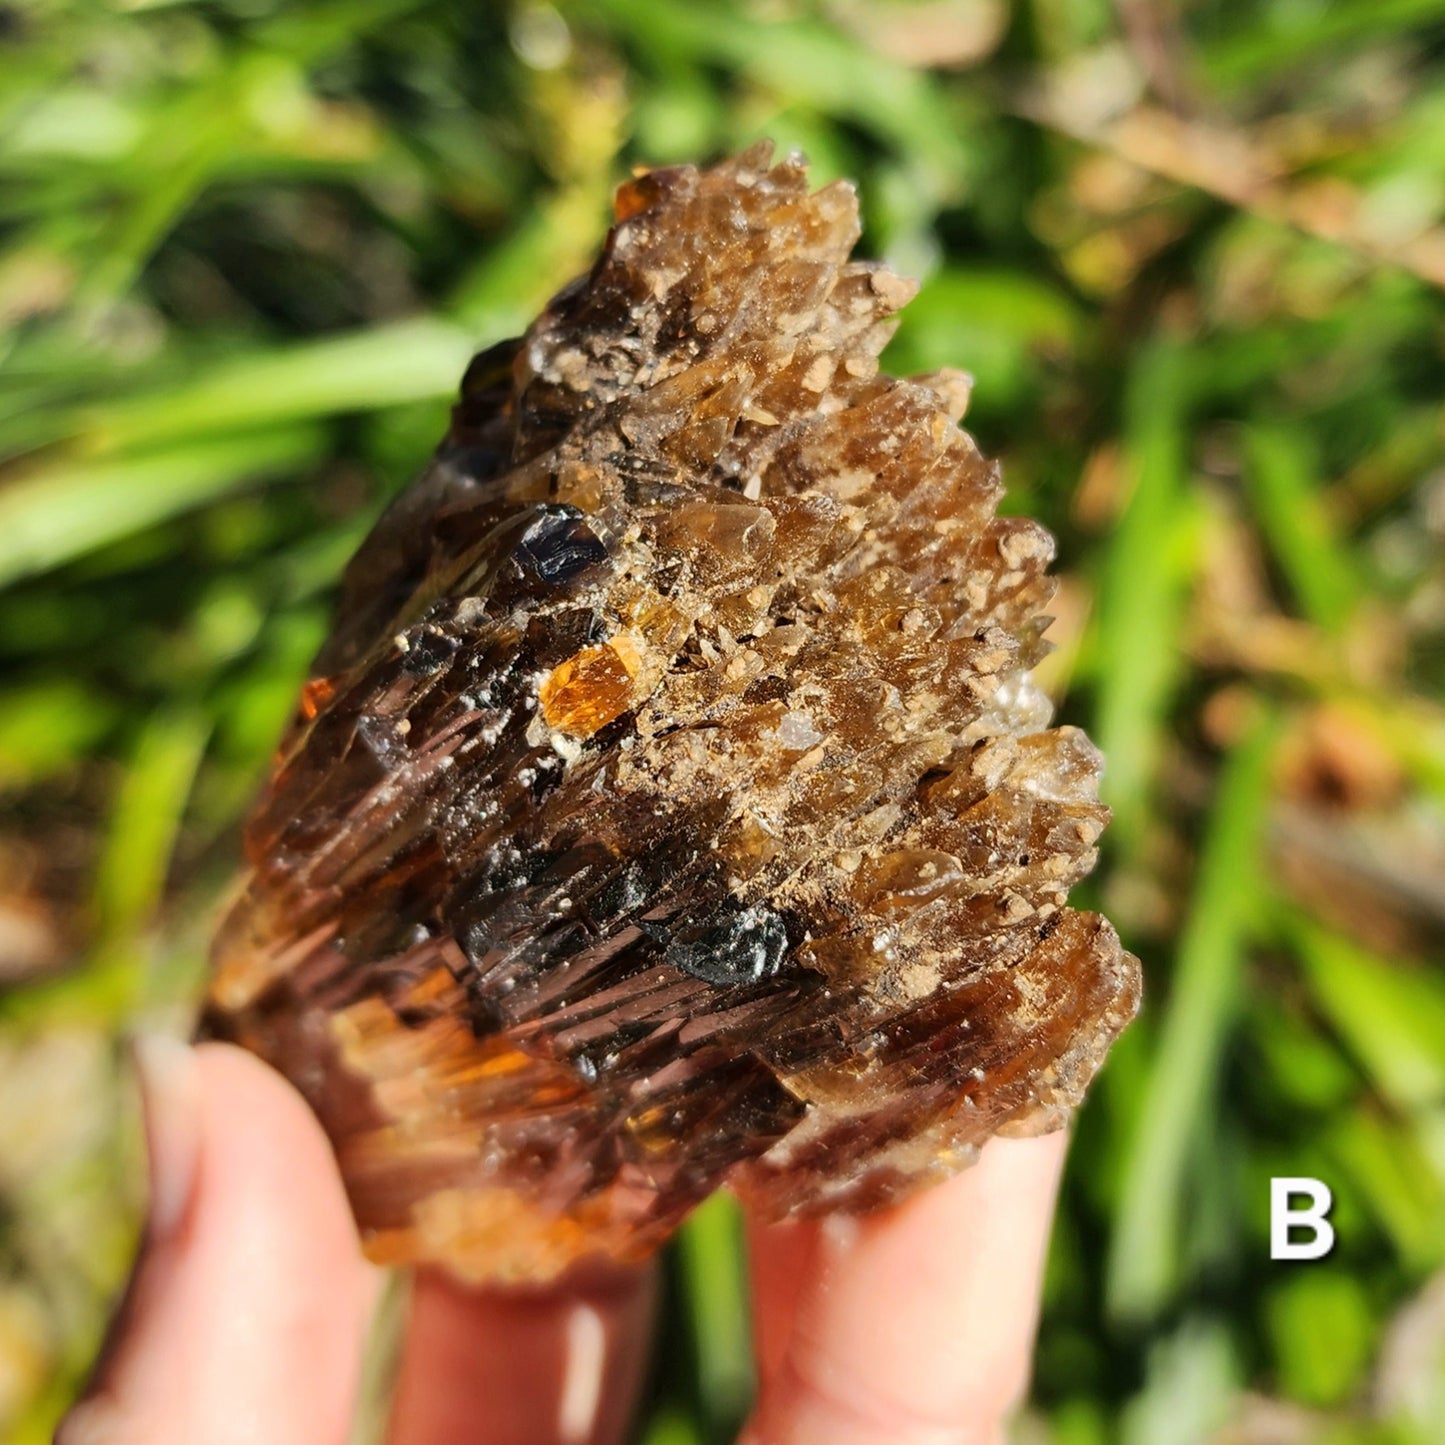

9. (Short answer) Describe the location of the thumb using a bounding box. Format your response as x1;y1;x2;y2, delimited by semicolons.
57;1039;376;1445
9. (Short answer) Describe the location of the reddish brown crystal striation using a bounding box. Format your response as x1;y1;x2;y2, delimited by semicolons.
204;143;1140;1284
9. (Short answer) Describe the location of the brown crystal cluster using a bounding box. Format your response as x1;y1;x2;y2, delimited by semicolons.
205;143;1140;1284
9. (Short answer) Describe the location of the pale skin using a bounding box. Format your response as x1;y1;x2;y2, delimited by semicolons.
57;1038;1067;1445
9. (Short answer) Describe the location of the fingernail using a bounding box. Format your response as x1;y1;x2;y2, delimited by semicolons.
130;1033;202;1241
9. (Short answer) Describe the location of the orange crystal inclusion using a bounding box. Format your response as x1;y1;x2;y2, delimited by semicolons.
539;637;641;737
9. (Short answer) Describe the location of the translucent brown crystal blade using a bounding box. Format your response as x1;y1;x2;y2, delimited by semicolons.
204;142;1141;1284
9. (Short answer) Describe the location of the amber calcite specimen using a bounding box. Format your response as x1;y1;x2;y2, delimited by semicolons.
205;143;1140;1284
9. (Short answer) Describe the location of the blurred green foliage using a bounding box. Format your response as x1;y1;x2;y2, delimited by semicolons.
3;1;1445;1441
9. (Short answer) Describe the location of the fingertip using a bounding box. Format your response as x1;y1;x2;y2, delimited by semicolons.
189;1040;368;1279
745;1130;1070;1445
130;1032;204;1241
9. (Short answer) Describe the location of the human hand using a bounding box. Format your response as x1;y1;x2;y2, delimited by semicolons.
57;1040;1065;1445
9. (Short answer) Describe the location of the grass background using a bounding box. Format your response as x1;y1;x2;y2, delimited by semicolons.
3;0;1445;1440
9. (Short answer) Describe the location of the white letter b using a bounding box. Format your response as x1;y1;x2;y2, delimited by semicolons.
1271;1177;1334;1260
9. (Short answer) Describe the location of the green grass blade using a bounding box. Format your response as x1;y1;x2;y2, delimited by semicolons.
1289;917;1445;1111
1198;0;1445;90
675;1191;754;1432
1107;712;1279;1322
1327;1109;1445;1267
1091;338;1196;846
1240;423;1359;634
82;319;475;454
0;426;326;586
92;708;210;949
1120;1318;1239;1445
637;1409;706;1445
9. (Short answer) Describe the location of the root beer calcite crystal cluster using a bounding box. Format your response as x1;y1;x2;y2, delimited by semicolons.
205;144;1140;1284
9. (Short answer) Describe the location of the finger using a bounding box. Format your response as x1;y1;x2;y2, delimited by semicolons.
389;1260;657;1445
58;1039;376;1445
744;1131;1068;1445
748;1215;821;1387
